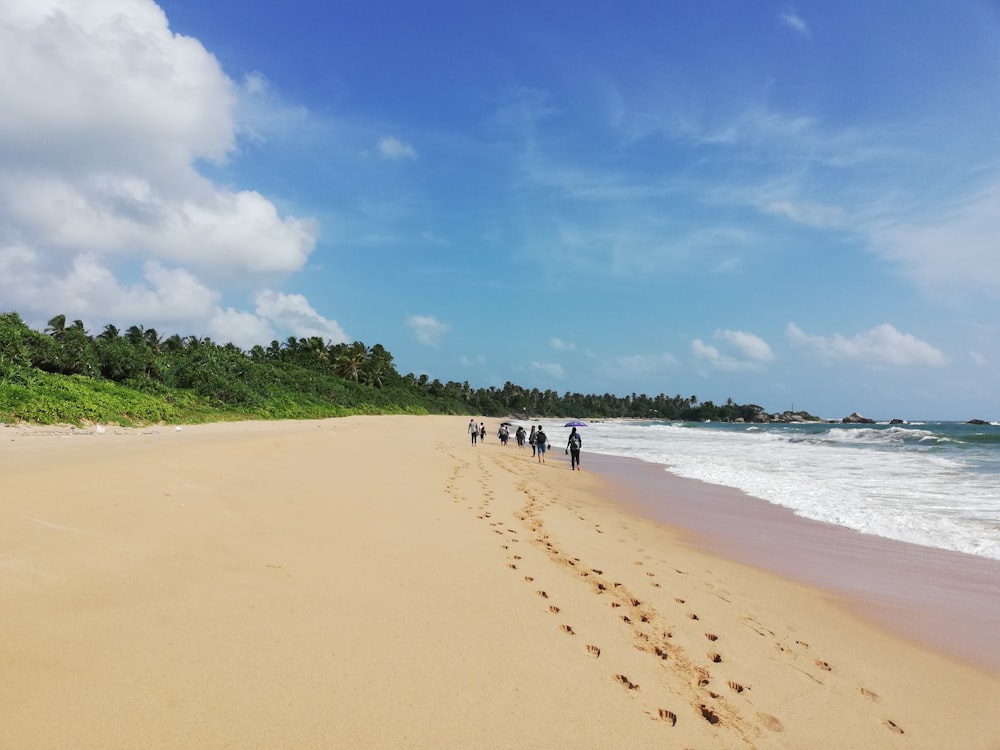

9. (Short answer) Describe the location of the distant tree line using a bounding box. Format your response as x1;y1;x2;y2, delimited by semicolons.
0;311;766;424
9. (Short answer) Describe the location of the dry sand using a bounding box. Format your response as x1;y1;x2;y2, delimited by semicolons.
2;415;998;749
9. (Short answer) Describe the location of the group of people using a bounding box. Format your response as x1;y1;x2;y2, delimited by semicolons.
466;419;582;470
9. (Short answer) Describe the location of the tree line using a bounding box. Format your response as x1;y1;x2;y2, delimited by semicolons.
0;311;766;425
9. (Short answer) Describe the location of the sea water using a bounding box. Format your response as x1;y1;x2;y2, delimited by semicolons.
579;420;1000;561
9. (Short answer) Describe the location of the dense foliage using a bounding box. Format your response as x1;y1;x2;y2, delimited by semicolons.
0;312;766;425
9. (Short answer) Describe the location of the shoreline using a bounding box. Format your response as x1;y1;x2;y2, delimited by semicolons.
584;450;1000;675
3;416;999;748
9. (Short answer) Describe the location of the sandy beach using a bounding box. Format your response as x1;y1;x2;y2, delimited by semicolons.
2;415;998;749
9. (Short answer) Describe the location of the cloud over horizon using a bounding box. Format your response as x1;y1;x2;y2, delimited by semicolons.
0;0;321;344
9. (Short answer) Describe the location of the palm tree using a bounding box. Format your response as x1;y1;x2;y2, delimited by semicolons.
97;324;120;342
45;314;67;338
125;325;145;347
143;328;162;353
335;341;368;381
163;334;185;353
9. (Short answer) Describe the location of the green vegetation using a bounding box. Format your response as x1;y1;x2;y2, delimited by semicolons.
0;311;767;426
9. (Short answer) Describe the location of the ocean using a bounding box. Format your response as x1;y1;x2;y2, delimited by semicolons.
579;420;1000;561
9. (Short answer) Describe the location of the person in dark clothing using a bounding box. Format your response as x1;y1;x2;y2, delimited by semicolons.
566;427;582;470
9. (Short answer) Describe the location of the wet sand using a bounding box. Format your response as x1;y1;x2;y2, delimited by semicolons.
589;452;1000;674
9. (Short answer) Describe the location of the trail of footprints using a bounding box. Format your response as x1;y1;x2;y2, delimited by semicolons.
497;476;761;740
443;444;905;742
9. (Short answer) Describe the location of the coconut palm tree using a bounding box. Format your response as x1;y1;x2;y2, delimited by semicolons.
335;341;368;381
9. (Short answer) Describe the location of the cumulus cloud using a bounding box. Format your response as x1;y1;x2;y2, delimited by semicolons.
378;136;417;160
716;329;774;362
0;0;322;339
692;330;773;371
253;290;348;343
407;314;449;347
787;322;947;366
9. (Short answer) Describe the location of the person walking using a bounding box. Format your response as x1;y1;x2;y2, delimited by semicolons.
515;425;526;448
535;425;548;464
566;427;582;470
528;425;537;456
468;418;479;445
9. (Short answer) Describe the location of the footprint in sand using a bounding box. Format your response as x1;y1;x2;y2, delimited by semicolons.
882;719;904;734
698;705;720;725
727;680;745;693
708;652;722;663
657;709;677;725
535;590;549;599
548;605;560;614
757;712;784;732
815;659;832;671
704;633;718;641
586;644;601;658
561;624;575;635
860;687;879;701
614;674;640;690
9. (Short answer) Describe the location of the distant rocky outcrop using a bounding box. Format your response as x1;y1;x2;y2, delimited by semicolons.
889;419;906;425
749;409;821;423
841;412;876;424
967;418;990;425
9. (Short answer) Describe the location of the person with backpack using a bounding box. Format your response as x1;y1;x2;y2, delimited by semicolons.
566;427;582;470
535;425;548;464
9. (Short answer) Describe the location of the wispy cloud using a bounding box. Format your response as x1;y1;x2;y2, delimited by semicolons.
531;361;565;379
597;353;678;381
866;182;1000;299
550;337;575;351
787;322;947;366
779;8;810;37
377;135;417;160
407;314;449;346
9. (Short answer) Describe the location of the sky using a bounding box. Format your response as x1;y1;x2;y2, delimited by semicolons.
2;0;999;420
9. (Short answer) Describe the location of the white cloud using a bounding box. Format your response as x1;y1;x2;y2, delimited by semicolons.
531;361;565;379
0;0;322;340
779;8;810;37
600;353;678;379
207;308;276;349
716;329;774;362
867;183;1000;299
407;314;449;347
787;322;947;366
378;136;417;160
253;290;348;343
692;330;773;371
550;337;575;351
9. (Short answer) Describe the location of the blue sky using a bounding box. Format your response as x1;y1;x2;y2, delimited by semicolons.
2;1;999;419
